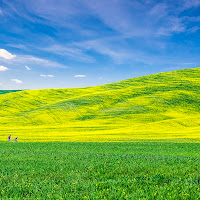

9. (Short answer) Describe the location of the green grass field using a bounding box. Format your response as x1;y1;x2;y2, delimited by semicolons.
1;142;199;199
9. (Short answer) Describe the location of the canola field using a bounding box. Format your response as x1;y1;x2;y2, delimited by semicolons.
0;142;199;199
0;67;200;142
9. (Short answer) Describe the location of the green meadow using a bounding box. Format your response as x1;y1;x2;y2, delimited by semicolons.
1;142;199;199
0;68;200;199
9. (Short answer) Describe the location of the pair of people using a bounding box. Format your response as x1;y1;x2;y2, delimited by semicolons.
8;135;18;142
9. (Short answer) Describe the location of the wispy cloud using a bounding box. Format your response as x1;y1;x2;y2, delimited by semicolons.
0;54;69;68
4;0;89;29
84;0;140;36
83;0;200;37
180;62;196;65
3;0;200;39
149;3;168;19
72;38;153;64
187;26;200;33
0;49;16;59
0;65;9;71
182;16;200;22
42;45;95;63
182;0;200;10
75;75;86;78
11;79;23;84
0;8;3;16
25;65;31;70
156;17;186;36
14;55;67;68
40;74;54;78
2;0;44;23
7;44;27;50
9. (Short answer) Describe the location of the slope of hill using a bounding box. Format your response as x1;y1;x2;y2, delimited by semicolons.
0;68;200;142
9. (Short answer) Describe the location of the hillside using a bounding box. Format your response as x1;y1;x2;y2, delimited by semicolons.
0;67;200;142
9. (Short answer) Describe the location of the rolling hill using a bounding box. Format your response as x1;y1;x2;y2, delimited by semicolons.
0;67;200;142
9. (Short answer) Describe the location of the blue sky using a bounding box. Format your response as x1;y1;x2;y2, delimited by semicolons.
0;0;200;89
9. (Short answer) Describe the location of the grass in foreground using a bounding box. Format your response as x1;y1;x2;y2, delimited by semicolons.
0;142;199;199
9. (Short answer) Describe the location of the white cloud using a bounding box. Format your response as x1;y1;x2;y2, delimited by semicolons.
25;66;31;70
47;75;54;77
11;79;23;84
75;75;86;78
0;65;9;71
40;74;54;78
0;49;16;59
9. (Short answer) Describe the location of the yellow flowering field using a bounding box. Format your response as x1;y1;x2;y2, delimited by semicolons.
0;67;200;142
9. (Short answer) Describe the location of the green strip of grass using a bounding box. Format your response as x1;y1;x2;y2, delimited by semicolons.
0;90;21;95
0;142;199;199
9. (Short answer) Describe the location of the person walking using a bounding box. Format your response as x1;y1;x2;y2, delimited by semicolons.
15;137;18;142
8;135;11;141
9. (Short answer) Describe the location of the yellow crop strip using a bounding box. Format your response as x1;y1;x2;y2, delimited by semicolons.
0;67;200;142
